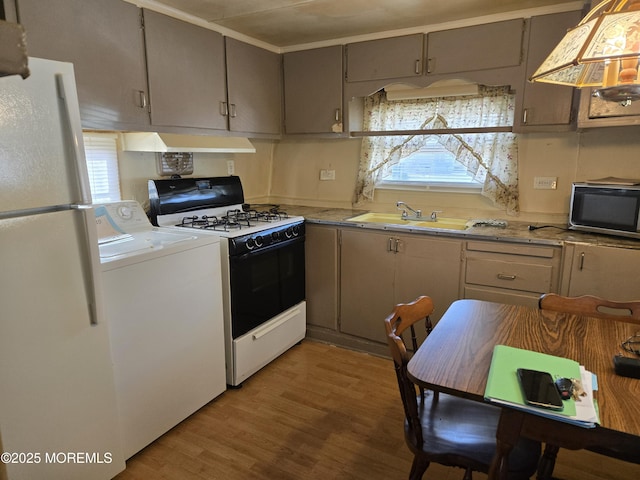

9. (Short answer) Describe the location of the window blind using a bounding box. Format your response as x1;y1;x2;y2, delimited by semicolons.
83;133;121;203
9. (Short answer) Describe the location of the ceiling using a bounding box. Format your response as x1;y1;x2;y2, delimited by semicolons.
143;0;584;49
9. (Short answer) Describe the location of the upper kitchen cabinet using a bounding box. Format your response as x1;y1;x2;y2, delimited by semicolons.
16;0;149;130
515;10;582;132
578;88;640;127
426;19;524;76
283;46;344;135
225;38;282;136
345;34;424;83
143;9;227;131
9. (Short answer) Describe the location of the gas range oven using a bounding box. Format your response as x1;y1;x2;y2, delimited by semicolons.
149;176;306;386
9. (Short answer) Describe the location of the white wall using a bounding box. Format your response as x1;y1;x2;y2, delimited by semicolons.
114;127;640;225
269;127;640;223
117;138;274;209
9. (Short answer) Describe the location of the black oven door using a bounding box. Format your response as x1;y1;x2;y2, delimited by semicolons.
229;236;305;339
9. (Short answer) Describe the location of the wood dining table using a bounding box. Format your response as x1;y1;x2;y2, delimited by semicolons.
406;299;640;479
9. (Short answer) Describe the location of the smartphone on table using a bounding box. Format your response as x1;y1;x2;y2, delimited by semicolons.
516;368;564;410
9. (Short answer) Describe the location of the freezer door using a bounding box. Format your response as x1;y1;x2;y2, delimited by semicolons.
0;210;125;479
0;57;91;212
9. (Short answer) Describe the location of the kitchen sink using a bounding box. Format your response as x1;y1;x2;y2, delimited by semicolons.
347;212;469;230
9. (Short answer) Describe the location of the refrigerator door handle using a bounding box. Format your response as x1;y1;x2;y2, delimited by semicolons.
70;205;104;326
55;72;93;205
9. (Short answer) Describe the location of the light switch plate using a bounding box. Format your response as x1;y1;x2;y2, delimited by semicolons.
320;169;336;181
533;176;557;189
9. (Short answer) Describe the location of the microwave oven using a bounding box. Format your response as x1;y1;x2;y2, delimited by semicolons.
569;183;640;239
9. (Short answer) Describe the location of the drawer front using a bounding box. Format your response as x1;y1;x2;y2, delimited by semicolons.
464;286;541;308
465;257;552;293
232;302;306;385
466;240;557;258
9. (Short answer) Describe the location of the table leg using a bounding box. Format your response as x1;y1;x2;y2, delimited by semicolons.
489;409;526;480
536;444;559;480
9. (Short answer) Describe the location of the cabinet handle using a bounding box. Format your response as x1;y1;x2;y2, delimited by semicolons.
579;252;585;271
138;90;147;109
219;101;228;116
229;103;237;118
335;108;341;122
415;59;421;75
497;273;517;281
522;108;528;124
387;237;400;253
427;58;434;74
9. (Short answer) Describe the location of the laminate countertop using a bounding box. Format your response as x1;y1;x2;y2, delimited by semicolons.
275;204;640;250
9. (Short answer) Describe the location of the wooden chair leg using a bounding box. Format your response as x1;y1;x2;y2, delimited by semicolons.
536;444;560;480
409;455;429;480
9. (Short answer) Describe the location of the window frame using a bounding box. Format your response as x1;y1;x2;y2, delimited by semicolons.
82;132;122;204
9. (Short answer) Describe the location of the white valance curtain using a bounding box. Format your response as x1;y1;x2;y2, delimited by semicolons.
354;86;519;214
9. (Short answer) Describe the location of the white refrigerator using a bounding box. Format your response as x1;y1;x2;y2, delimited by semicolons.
0;58;125;479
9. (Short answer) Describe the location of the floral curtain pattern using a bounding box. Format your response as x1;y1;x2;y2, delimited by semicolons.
354;86;519;214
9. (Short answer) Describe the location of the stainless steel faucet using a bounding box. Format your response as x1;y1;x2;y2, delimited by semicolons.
396;201;422;220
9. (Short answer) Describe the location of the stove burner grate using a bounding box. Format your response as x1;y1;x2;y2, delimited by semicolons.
174;206;290;231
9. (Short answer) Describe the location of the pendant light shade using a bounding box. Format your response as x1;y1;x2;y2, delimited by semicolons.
530;0;640;104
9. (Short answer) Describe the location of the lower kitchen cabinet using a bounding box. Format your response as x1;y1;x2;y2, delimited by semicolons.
463;240;562;307
340;228;462;344
305;224;339;330
562;243;640;299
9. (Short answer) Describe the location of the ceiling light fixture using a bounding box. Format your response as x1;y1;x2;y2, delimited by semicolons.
530;0;640;106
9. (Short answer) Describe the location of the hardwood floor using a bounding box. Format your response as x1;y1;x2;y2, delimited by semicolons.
114;340;638;480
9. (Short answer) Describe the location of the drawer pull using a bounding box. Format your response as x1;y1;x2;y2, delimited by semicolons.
497;273;517;281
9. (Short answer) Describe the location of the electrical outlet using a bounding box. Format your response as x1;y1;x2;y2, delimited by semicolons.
320;169;336;181
227;160;235;175
533;176;557;190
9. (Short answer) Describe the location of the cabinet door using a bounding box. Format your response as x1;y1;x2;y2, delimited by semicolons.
225;38;282;135
305;225;339;329
340;229;395;343
283;46;343;134
426;19;524;75
143;9;227;130
518;11;582;130
566;244;640;300
346;34;423;82
577;88;640;128
395;235;462;326
17;0;149;130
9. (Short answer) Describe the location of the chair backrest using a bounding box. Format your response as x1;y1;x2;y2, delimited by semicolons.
384;296;435;447
384;295;434;354
539;293;640;324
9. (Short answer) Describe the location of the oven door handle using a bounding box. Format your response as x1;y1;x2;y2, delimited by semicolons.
252;307;301;340
230;235;305;261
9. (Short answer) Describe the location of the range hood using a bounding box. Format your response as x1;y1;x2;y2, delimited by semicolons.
121;132;255;153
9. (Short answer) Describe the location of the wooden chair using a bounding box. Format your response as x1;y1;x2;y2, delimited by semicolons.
539;293;640;323
537;293;640;479
384;296;541;480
